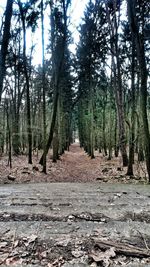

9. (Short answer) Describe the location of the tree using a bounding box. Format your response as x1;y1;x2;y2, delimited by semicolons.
41;0;47;173
0;0;13;102
105;0;128;166
17;0;39;163
39;0;71;165
77;0;108;158
126;37;136;176
127;0;150;182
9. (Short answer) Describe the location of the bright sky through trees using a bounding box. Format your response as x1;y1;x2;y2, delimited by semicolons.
0;0;87;65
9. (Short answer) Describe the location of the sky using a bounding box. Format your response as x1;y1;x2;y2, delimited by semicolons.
0;0;87;65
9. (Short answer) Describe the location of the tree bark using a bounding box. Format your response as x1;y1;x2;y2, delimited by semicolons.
102;96;107;156
41;0;47;173
39;0;67;165
0;0;13;102
127;0;150;182
127;40;136;176
18;0;32;164
105;2;128;166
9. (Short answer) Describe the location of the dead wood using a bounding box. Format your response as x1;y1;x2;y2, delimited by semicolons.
92;239;150;258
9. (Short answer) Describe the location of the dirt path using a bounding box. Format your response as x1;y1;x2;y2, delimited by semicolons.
53;143;102;182
0;143;149;265
0;182;150;266
0;143;147;184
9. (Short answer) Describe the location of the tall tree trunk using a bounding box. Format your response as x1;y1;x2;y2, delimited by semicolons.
41;0;47;173
53;126;59;162
115;47;128;166
108;101;113;160
39;80;59;165
0;0;13;102
90;88;95;159
114;112;119;157
127;40;136;176
127;0;150;182
102;97;107;156
39;0;68;165
18;1;32;164
106;2;128;166
12;115;20;155
6;100;12;168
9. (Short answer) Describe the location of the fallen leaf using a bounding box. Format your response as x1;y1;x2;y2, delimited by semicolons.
90;247;116;265
24;234;38;246
72;249;84;258
55;238;70;247
28;234;38;243
40;251;47;258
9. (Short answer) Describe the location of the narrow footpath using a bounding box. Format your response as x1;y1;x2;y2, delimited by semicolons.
0;143;147;184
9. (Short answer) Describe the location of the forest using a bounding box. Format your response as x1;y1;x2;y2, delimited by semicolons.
0;0;150;181
0;1;150;266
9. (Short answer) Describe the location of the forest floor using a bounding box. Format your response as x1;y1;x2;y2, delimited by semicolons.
0;144;150;267
0;143;148;185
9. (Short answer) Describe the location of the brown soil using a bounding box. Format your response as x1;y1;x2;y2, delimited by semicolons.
0;143;148;184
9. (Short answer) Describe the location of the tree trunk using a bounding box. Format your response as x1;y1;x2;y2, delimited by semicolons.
18;1;32;164
102;97;107;156
0;0;13;102
115;53;128;167
39;1;67;165
39;83;59;165
106;2;128;166
41;0;47;173
114;111;119;157
90;96;95;159
108;103;113;160
53;128;59;162
127;40;136;176
127;0;150;182
6;100;12;168
12;115;20;155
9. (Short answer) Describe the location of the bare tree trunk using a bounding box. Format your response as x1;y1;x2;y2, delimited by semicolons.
127;0;150;182
39;83;59;165
53;127;59;162
90;90;95;159
18;1;32;164
0;0;13;102
114;111;119;157
115;48;128;166
41;0;47;173
39;0;68;165
106;1;128;166
6;100;12;168
127;40;136;176
102;96;107;156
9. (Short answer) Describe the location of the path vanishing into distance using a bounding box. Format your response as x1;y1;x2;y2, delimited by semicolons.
0;143;147;184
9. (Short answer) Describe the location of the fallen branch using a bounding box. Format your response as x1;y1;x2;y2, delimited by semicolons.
133;229;150;251
92;239;150;258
